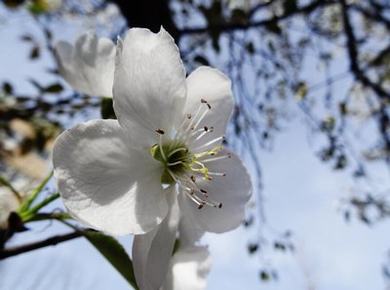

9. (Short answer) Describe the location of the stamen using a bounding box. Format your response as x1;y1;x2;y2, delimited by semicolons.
174;174;223;210
190;127;206;136
208;171;226;177
193;136;224;152
167;160;184;166
167;168;179;182
159;134;167;162
193;106;209;130
194;130;209;141
190;161;209;178
182;105;202;136
200;154;231;163
178;100;211;140
184;188;204;207
167;147;187;158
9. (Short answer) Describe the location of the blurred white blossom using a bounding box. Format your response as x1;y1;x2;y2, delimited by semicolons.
55;33;115;98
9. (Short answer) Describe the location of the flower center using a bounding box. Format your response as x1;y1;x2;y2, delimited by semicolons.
150;98;231;210
150;141;191;185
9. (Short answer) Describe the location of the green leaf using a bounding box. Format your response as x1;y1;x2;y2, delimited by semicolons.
83;231;138;289
19;171;53;213
21;192;60;222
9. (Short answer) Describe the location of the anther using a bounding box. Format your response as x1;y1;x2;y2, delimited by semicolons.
218;203;223;208
201;98;211;109
187;113;192;119
204;126;208;132
200;189;207;194
156;129;165;135
190;175;196;182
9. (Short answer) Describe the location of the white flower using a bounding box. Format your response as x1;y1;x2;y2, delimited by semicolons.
162;246;211;290
53;26;251;289
53;29;251;235
54;33;115;98
53;27;252;287
53;26;251;235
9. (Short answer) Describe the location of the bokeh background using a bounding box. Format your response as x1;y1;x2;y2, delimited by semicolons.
0;0;390;289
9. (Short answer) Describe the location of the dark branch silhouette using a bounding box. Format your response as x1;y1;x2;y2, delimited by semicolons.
0;231;84;260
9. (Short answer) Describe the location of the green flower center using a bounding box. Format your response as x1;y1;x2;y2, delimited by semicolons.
150;141;192;185
148;97;227;209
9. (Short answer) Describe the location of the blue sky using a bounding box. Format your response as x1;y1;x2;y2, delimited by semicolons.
1;5;390;290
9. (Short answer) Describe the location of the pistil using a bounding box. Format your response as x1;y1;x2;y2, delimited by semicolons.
150;98;229;210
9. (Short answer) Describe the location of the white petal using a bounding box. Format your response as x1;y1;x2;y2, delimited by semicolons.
113;27;187;148
132;189;180;290
53;119;167;235
184;66;234;151
179;150;251;233
55;33;115;97
178;213;205;248
162;246;211;290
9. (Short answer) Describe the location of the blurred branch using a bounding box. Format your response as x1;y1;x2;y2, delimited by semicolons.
340;0;390;101
248;0;277;18
351;3;390;30
0;175;22;202
178;0;337;36
0;231;86;260
25;211;71;222
109;0;179;39
341;0;390;159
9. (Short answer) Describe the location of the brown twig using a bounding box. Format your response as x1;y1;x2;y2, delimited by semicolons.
0;231;84;260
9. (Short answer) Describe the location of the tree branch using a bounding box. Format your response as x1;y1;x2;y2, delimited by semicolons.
340;0;390;101
340;0;390;157
0;231;84;260
351;3;390;30
178;0;336;36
